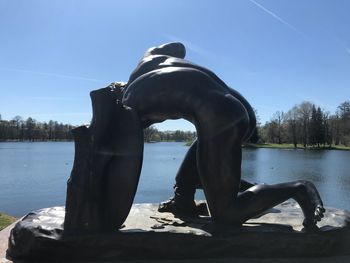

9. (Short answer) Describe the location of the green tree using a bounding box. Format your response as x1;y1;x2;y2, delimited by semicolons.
285;106;300;148
337;101;350;146
309;105;318;146
144;126;158;142
25;117;36;141
316;107;325;146
298;101;313;147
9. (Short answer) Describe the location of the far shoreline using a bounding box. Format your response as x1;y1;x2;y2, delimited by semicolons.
1;140;349;151
244;143;350;151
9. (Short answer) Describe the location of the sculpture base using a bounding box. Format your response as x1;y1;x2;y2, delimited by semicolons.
6;200;350;261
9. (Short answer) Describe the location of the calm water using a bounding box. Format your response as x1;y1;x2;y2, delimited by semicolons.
0;142;349;216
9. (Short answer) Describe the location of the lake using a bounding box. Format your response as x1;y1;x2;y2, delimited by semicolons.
0;142;349;217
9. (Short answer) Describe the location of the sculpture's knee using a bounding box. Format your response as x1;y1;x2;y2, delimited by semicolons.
294;180;316;195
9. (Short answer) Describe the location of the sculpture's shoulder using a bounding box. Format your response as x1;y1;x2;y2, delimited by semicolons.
159;57;199;67
131;56;208;80
128;55;170;83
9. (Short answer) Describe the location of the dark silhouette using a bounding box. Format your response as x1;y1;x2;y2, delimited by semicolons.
123;42;324;229
63;42;324;234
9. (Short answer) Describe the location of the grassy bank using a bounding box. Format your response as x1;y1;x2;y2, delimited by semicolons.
185;141;350;151
185;141;194;146
244;143;350;151
0;213;16;230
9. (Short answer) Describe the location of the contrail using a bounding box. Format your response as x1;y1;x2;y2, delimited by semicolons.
334;37;350;56
249;0;301;34
345;48;350;56
30;96;86;101
0;67;106;83
29;112;91;117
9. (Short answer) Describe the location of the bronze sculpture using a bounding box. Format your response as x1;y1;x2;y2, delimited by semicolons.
121;42;325;229
62;42;325;233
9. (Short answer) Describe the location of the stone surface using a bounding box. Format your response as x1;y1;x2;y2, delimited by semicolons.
0;220;18;263
5;200;350;262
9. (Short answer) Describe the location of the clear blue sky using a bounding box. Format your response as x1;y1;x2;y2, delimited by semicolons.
0;0;349;131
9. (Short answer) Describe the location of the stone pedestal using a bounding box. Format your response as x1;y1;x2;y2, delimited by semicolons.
4;200;350;262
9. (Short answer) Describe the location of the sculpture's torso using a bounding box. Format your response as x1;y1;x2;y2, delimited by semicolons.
124;55;237;127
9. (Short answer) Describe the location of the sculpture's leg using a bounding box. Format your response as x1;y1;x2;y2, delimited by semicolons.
198;132;325;229
196;94;324;229
228;181;325;228
195;93;248;222
196;130;242;222
158;140;200;215
173;138;255;195
159;85;257;216
173;140;200;212
174;140;200;197
158;137;256;216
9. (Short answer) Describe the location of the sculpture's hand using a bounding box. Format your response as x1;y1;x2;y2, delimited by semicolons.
314;205;325;222
108;81;127;93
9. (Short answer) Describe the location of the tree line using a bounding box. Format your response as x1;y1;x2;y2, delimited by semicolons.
0;115;74;141
143;126;196;142
258;101;350;147
0;114;196;142
1;99;349;146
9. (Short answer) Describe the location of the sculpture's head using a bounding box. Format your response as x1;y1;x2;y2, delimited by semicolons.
145;42;186;59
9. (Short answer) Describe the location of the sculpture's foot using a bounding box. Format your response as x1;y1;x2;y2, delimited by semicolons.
158;197;209;216
302;204;325;232
196;201;210;216
296;180;325;230
158;197;196;216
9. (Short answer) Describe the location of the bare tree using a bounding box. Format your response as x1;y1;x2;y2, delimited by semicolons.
297;101;313;147
337;101;350;145
285;106;300;148
143;126;158;142
272;111;285;144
